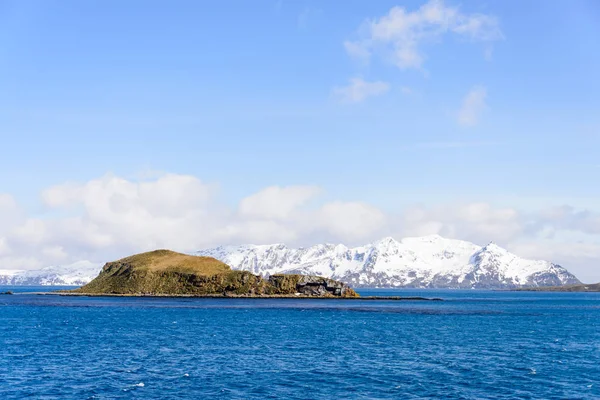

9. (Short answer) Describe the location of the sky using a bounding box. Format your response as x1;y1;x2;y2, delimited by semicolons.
1;0;599;282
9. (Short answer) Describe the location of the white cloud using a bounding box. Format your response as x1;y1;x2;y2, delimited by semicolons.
0;238;11;257
345;0;502;70
43;173;214;218
317;201;386;242
0;194;23;235
457;85;487;126
238;185;320;220
537;205;600;235
33;174;219;259
333;77;390;103
233;189;385;245
343;41;371;61
0;175;392;268
398;202;523;243
42;245;69;261
0;194;18;210
1;173;599;282
217;219;301;246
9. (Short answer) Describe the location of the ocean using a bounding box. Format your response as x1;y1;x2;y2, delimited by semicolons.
1;286;599;399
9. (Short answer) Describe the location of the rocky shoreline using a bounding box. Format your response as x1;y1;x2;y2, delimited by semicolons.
21;292;442;301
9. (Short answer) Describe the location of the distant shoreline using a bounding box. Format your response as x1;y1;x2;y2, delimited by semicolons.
511;284;600;292
14;292;443;301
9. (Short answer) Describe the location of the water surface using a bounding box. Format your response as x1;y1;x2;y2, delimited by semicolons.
1;287;599;399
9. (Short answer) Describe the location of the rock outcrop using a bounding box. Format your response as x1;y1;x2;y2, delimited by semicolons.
268;274;357;297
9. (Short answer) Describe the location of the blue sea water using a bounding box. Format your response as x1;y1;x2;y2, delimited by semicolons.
1;287;599;399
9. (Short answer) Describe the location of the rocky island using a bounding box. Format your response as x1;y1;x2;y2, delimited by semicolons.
70;250;359;298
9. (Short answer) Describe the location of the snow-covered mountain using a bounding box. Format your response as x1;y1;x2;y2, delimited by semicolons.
0;235;580;288
195;235;580;289
0;261;102;286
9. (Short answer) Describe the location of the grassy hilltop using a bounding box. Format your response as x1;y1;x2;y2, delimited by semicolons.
74;249;358;297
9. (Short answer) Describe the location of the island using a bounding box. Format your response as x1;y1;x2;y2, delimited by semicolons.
68;250;360;298
514;282;600;292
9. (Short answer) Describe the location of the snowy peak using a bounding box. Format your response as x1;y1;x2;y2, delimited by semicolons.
480;241;505;253
373;236;400;245
195;236;580;289
373;237;402;255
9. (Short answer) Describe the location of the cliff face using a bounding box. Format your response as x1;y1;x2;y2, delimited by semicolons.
75;250;358;297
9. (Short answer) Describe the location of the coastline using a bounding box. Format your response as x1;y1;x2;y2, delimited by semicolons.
510;282;600;292
16;292;443;301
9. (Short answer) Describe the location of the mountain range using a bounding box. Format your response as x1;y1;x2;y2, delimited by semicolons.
195;235;580;289
0;235;581;288
0;261;101;286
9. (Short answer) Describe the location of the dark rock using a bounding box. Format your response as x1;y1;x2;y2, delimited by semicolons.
267;274;358;297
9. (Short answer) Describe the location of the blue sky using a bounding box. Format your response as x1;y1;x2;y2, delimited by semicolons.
1;0;599;281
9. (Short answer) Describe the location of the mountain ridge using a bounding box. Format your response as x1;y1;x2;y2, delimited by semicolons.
195;235;580;289
0;235;581;288
0;261;101;286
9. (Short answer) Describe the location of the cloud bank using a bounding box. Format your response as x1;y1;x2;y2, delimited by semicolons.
0;173;599;282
